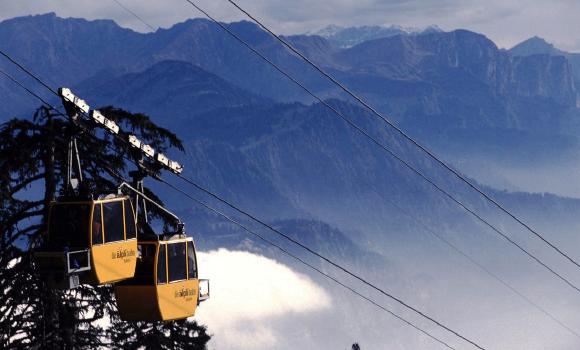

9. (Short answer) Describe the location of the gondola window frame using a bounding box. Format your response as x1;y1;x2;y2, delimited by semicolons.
187;241;197;279
102;200;125;243
124;200;137;240
91;203;104;245
156;243;168;285
121;200;126;241
167;241;187;283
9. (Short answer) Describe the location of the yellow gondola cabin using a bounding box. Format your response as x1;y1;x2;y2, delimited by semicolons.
115;235;209;321
34;195;138;289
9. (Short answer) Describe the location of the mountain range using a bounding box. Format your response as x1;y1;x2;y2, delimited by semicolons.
2;13;579;161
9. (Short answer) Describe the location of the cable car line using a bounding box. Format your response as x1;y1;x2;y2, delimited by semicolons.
0;50;59;96
0;69;55;108
219;0;580;273
1;65;468;350
174;2;580;297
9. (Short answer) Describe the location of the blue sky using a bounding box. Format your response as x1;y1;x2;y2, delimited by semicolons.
1;0;579;51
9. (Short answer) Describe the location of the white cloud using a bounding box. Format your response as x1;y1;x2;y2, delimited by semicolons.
194;249;332;349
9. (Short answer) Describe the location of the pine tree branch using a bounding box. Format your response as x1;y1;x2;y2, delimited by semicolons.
6;224;43;247
1;204;43;230
8;174;45;195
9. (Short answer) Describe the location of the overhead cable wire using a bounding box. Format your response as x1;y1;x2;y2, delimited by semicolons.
110;0;156;32
176;1;580;299
0;51;58;96
222;0;580;272
0;72;459;350
0;69;56;109
1;51;478;350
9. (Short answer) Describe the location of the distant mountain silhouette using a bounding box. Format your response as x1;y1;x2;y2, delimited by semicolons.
509;36;565;56
309;24;442;48
77;60;271;121
510;36;580;87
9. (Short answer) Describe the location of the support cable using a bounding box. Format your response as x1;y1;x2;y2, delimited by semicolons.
110;0;156;32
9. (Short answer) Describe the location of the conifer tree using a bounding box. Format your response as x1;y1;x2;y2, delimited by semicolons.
0;105;210;349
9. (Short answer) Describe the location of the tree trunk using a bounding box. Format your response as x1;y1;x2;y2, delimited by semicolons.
43;108;56;218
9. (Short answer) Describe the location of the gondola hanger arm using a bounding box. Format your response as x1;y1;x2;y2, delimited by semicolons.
117;181;182;225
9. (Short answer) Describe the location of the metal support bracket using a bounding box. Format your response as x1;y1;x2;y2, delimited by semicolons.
199;279;210;303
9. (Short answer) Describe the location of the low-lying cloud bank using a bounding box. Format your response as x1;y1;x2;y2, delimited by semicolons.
194;249;332;349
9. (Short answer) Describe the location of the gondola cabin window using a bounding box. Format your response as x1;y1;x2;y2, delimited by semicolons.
103;201;125;242
187;241;197;279
168;242;187;282
157;244;167;284
49;203;90;248
124;201;136;239
92;204;103;245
